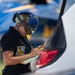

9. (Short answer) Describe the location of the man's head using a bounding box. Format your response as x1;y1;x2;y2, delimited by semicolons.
12;11;39;35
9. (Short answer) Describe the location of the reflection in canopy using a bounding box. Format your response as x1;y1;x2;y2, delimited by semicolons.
36;0;66;68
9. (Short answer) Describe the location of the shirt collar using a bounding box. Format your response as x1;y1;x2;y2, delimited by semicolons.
9;26;25;39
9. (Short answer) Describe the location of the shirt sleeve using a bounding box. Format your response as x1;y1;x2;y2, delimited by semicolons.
1;35;16;52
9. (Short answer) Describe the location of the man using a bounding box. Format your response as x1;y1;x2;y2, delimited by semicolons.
1;11;43;75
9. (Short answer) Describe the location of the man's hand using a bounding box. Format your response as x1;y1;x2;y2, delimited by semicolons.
30;45;44;57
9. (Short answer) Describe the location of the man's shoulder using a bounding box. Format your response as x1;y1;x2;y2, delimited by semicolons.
1;26;16;39
1;31;11;40
1;30;15;43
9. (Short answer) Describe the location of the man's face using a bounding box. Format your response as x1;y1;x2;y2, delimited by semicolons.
19;25;28;37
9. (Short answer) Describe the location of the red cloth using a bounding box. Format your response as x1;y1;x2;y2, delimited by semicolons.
36;50;58;67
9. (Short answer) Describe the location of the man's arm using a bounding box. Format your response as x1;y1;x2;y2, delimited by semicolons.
3;45;44;66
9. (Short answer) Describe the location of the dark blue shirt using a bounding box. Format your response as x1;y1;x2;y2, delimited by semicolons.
1;26;32;75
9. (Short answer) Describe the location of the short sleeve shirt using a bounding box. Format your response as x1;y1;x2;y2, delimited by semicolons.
1;26;32;74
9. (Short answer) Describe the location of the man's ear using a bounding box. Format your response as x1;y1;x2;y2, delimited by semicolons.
17;23;22;26
15;23;22;28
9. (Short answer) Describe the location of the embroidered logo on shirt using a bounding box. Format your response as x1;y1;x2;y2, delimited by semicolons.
16;46;25;56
